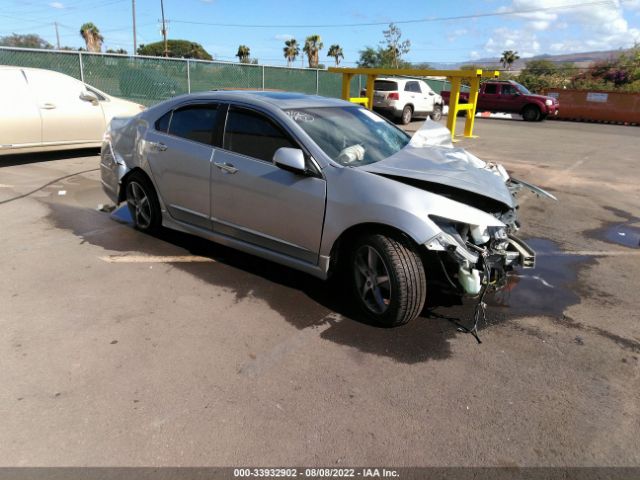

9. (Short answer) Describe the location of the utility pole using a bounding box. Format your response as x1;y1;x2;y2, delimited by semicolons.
132;0;137;55
160;0;168;57
54;22;60;49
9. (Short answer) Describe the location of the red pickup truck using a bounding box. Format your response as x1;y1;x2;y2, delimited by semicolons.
441;80;559;121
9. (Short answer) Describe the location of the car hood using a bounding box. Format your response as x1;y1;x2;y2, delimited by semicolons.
357;120;516;209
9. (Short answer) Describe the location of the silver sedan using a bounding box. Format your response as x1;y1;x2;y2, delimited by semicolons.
100;91;547;327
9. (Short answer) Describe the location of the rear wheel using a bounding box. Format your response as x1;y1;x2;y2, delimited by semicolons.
400;105;413;125
430;104;443;121
522;105;540;122
350;233;426;327
125;172;161;232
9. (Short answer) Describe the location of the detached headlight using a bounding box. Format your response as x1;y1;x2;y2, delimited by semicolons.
545;99;553;106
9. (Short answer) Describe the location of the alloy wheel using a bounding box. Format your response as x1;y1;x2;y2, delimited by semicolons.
353;245;392;314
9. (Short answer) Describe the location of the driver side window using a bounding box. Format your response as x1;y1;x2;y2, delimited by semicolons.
223;107;296;162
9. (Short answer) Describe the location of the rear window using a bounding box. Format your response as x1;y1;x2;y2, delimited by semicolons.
374;80;398;91
168;104;218;145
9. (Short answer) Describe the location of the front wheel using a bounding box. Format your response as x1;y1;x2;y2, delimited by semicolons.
430;104;443;121
350;233;426;327
522;105;540;122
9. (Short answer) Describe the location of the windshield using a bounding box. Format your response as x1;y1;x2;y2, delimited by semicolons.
286;106;410;166
513;82;532;95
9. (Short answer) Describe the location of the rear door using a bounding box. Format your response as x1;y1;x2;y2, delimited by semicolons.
0;69;41;150
404;81;422;112
24;69;105;144
478;83;500;111
145;103;218;229
210;105;326;264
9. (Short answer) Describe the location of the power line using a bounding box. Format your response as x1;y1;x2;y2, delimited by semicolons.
170;0;622;29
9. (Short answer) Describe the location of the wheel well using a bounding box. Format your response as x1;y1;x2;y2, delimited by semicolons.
117;167;151;203
328;223;420;276
403;103;414;112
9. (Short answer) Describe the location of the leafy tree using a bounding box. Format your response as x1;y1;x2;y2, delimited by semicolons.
571;46;640;92
356;47;380;68
500;50;520;70
80;22;103;52
106;48;127;54
303;34;323;68
236;44;251;63
283;38;300;67
0;33;52;49
517;59;575;93
381;23;410;69
327;44;344;66
137;40;212;60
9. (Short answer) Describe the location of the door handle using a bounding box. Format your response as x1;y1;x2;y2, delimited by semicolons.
149;141;167;152
214;162;238;174
41;103;56;110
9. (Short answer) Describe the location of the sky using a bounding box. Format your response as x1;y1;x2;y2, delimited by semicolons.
1;0;640;66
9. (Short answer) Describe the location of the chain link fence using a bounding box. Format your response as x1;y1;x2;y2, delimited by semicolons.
0;46;456;106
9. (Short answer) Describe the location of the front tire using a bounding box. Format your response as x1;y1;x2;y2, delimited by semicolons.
522;105;540;122
430;104;443;121
124;172;161;232
350;233;426;327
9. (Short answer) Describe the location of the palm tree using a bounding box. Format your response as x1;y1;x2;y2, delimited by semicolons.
236;44;250;63
283;38;300;67
303;34;323;68
79;22;103;52
327;44;344;66
500;50;520;70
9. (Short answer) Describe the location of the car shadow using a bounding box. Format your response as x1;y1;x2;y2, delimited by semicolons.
45;202;501;363
0;148;99;168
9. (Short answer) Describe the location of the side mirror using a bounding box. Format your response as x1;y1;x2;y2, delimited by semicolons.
273;147;307;175
80;90;99;104
428;91;435;96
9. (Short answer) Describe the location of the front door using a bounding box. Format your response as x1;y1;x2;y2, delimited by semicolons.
146;104;218;229
24;69;105;144
210;105;326;264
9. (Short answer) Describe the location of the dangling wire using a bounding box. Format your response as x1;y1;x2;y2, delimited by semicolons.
457;252;491;344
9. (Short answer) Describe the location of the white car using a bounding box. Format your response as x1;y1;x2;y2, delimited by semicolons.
371;77;444;125
0;66;145;156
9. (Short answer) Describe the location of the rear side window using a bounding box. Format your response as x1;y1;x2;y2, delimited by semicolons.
501;85;517;95
374;80;398;91
484;84;498;94
405;81;421;93
155;111;171;133
223;107;295;162
168;104;218;145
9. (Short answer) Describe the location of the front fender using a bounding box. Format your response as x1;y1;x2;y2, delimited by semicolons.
319;166;505;257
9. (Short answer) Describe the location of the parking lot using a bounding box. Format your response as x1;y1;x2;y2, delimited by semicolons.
1;117;639;467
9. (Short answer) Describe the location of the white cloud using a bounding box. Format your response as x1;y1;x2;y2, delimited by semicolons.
487;0;640;56
49;1;64;8
274;34;294;41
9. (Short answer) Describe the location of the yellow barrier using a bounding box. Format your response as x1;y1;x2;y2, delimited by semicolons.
328;67;499;140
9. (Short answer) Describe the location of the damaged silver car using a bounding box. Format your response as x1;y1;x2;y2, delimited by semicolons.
100;91;553;327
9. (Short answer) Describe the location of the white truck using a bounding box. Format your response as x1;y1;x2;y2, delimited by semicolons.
370;77;444;125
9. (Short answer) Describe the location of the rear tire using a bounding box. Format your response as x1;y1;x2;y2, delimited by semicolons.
430;104;443;121
350;233;426;327
400;105;413;125
522;105;540;122
124;172;161;233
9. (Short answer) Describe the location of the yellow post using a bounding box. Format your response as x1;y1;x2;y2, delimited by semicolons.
463;75;481;138
341;73;353;101
365;74;376;110
445;77;461;137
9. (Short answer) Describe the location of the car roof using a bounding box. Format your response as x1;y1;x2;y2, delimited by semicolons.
182;90;354;110
376;77;411;83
